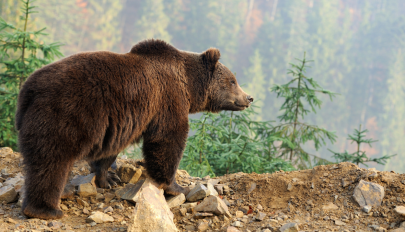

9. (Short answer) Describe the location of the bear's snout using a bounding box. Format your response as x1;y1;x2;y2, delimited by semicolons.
247;95;254;103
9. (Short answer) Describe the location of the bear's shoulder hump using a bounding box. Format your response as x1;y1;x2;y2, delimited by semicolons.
130;39;178;56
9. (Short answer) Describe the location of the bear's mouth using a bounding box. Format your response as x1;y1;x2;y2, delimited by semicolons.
234;102;249;109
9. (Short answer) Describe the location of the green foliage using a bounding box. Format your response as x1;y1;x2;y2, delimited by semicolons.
0;0;63;149
269;53;337;169
329;125;395;167
180;106;295;178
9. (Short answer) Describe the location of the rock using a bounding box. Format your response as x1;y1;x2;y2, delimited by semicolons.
214;184;224;195
194;195;231;218
3;174;24;192
77;198;89;207
86;211;114;224
129;168;143;184
117;164;139;183
363;205;372;213
96;193;105;200
104;206;114;213
255;212;266;221
184;225;196;231
104;192;116;203
0;185;18;203
353;180;384;207
342;178;351;187
392;229;405;232
232;221;242;227
223;185;230;194
61;183;75;199
128;179;178;232
287;183;293;191
166;193;186;208
322;202;338;210
70;173;96;186
83;208;89;214
179;208;187;216
97;188;104;193
280;222;299;232
257;204;263;210
394;206;405;216
194;212;214;218
335;220;346;226
247;182;256;194
222;198;231;206
48;221;63;229
117;179;146;203
77;182;97;198
207;183;218;196
235;210;244;218
226;226;240;232
181;202;198;209
60;204;68;210
186;183;210;202
197;221;209;231
6;218;17;224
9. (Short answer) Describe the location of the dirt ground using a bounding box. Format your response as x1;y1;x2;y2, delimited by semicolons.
1;147;405;232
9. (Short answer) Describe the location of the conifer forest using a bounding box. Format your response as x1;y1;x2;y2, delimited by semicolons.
1;0;405;174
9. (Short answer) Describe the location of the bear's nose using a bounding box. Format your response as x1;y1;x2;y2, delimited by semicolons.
247;95;254;103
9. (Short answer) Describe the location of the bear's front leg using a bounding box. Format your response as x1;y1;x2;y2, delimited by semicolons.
89;155;121;189
142;120;190;196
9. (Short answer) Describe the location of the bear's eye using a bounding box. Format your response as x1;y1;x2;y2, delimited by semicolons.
231;80;236;86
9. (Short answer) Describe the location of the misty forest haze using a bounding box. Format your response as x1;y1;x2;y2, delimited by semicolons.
1;0;405;172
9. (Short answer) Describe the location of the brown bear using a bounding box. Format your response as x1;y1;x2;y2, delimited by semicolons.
16;39;253;220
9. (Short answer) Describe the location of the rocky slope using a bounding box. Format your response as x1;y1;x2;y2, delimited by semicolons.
1;147;405;232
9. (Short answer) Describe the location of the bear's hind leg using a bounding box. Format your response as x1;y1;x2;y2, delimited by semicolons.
22;157;74;219
89;155;120;189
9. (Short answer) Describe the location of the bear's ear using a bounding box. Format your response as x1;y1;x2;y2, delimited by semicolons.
202;48;221;72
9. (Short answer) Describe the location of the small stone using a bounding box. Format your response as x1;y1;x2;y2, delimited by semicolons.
255;212;266;221
342;178;351;187
185;225;196;231
104;206;114;213
194;195;231;217
207;183;218;196
322;202;338;210
97;188;105;194
0;185;18;203
179;208;187;216
77;198;89;207
226;226;241;232
363;205;372;213
197;221;209;231
335;220;346;226
353;180;384;207
232;221;242;227
60;204;68;210
186;183;210;202
70;173;96;187
194;212;214;218
115;204;124;210
77;182;97;198
247;182;256;194
394;206;405;216
280;222;299;232
256;204;263;210
83;208;90;214
117;164;138;183
48;221;63;229
86;211;114;223
6;218;17;224
128;168;143;184
104;192;116;203
214;184;224;195
166;193;186;208
287;183;293;191
223;185;230;194
96;193;105;200
235;211;244;218
61;183;75;199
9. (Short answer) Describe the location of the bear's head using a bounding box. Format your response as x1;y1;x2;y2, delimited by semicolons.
201;48;253;113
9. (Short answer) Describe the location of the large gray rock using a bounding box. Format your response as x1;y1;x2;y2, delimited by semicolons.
128;179;178;232
352;180;384;207
186;183;210;202
194;195;231;218
0;185;18;203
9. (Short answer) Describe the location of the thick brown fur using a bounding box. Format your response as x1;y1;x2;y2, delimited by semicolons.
16;39;253;219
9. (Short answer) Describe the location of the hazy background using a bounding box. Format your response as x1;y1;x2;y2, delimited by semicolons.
2;0;405;171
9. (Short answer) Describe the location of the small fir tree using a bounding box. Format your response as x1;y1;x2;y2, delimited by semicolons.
329;125;395;166
0;0;63;149
269;52;337;169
